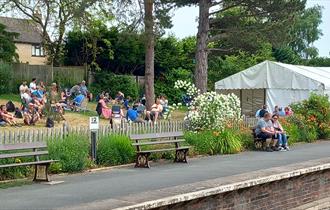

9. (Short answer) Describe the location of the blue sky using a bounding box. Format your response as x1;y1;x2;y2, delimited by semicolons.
167;0;330;57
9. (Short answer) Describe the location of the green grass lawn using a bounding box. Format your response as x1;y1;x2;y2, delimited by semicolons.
0;94;21;102
0;93;187;129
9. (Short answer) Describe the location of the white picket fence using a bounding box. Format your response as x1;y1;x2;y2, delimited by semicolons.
0;118;258;145
0;121;185;144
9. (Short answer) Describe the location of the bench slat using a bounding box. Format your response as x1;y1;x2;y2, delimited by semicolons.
0;160;57;168
138;146;190;154
0;143;47;151
132;139;185;146
130;131;184;140
0;151;49;159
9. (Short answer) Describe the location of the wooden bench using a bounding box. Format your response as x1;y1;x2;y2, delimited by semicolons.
251;128;290;150
130;131;190;168
0;142;58;182
251;128;264;150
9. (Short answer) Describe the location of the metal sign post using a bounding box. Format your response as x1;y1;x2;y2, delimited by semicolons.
89;116;99;162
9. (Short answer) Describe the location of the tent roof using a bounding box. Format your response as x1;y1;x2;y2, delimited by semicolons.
215;60;330;91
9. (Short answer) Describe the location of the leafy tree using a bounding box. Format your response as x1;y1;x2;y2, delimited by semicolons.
288;5;323;59
155;67;192;103
208;43;274;90
173;0;306;93
144;0;156;109
273;46;301;64
64;20;114;71
304;57;330;67
64;27;145;74
90;72;139;99
0;23;18;63
113;0;177;108
1;0;112;66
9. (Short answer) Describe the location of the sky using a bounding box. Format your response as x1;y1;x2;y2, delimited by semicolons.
167;0;330;57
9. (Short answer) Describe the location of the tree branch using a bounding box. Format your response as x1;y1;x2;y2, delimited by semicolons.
208;33;230;43
209;0;245;16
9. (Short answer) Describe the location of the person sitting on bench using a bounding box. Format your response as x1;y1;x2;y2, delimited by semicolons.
272;114;289;151
146;99;163;123
255;112;278;152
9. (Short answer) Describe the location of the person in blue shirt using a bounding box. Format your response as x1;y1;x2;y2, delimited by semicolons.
124;96;131;110
73;94;85;106
278;107;286;116
127;107;144;123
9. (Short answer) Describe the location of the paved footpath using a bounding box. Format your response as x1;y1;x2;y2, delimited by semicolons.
1;141;330;210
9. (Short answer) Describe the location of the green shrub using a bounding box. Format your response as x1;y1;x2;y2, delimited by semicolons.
97;134;135;166
185;129;242;155
0;158;32;181
281;114;318;143
281;121;300;145
47;134;90;173
217;129;242;154
236;128;255;150
291;94;330;139
90;72;138;99
155;68;192;103
0;63;13;94
54;71;77;88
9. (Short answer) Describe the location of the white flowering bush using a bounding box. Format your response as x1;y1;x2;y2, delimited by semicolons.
185;92;241;131
174;80;199;97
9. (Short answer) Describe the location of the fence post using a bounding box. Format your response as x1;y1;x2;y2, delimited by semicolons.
63;121;69;138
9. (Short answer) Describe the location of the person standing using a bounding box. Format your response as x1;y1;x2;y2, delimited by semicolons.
19;81;29;99
29;78;37;93
258;105;268;118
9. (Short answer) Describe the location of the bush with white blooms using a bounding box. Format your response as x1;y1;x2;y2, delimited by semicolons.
175;80;241;131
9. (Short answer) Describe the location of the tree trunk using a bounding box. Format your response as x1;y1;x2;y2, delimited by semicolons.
195;0;210;93
144;0;155;110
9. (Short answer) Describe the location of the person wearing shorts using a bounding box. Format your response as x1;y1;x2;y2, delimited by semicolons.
255;112;278;152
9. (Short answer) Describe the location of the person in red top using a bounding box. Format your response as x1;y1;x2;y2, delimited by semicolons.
98;94;112;119
284;107;293;116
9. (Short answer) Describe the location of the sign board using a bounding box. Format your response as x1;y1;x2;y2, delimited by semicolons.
89;116;99;130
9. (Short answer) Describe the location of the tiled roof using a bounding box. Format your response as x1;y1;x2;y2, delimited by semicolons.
0;16;43;44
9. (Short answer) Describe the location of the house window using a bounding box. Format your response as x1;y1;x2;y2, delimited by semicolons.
31;44;45;57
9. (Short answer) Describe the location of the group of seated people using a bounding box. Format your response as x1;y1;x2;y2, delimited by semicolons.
0;78;94;127
256;105;293;118
97;92;169;125
255;111;289;152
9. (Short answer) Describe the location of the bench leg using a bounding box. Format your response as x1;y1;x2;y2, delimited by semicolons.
33;164;50;182
254;140;264;150
135;153;150;168
174;149;188;163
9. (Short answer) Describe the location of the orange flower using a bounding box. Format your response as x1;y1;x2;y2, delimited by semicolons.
213;131;220;137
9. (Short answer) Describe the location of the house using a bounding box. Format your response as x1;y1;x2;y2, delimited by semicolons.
215;60;330;116
0;16;47;65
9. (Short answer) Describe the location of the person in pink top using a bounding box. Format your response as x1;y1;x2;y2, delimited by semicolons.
284;107;293;116
98;94;112;119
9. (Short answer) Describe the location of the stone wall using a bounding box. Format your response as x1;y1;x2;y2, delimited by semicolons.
156;170;330;210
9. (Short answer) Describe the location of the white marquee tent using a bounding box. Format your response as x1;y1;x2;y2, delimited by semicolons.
215;60;330;116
